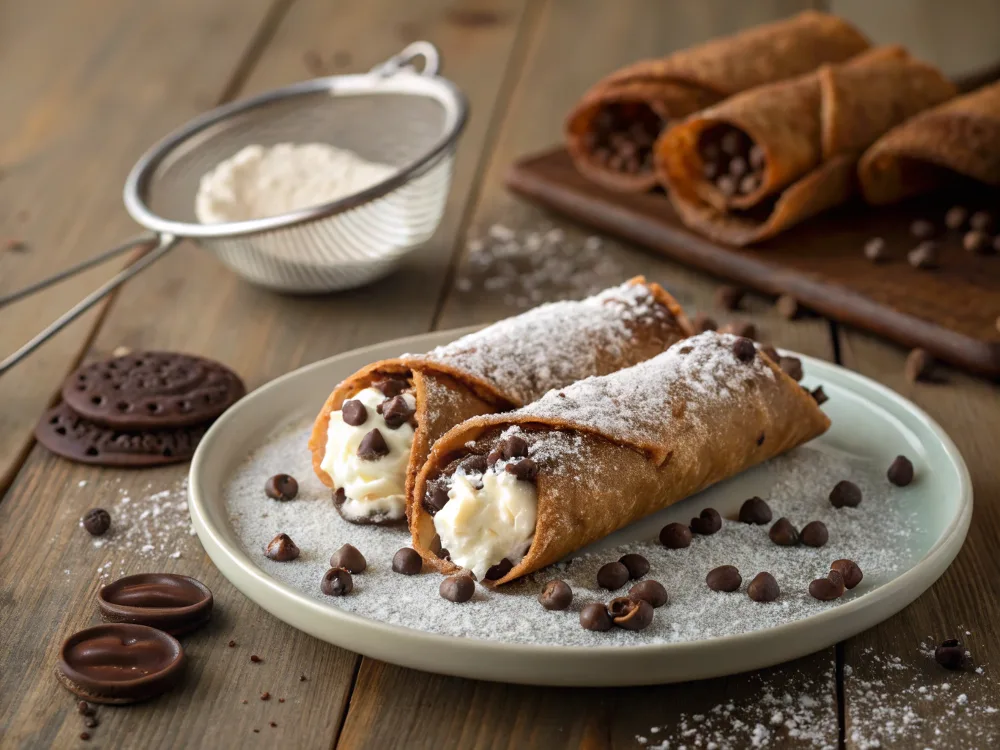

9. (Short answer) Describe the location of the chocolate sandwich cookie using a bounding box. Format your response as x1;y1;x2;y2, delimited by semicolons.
97;574;213;636
35;403;206;467
55;624;185;704
63;351;245;430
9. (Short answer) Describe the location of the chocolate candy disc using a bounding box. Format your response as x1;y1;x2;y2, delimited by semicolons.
98;574;213;636
55;624;185;704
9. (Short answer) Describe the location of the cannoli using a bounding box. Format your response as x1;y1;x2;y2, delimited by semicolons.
308;278;691;525
859;80;1000;205
565;11;869;192
410;332;830;584
655;46;956;245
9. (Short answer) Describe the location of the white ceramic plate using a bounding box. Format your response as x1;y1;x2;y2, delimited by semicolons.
188;328;971;686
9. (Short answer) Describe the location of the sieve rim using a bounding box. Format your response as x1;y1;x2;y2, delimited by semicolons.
122;69;468;239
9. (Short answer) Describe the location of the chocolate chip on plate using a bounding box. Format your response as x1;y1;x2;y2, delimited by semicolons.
381;396;414;429
628;579;668;608
810;385;829;405
800;521;829;548
739;496;772;525
934;638;965;670
330;544;367;574
321;568;353;596
776;294;801;320
829;480;862;508
461;454;488;475
264;474;298;501
485;558;514;581
580;602;613;632
690;508;722;535
907;240;938;270
779;356;803;382
706;565;742;592
357;429;389;460
538;580;573;611
609;597;654;631
372;378;409;398
82;508;111;536
963;229;990;254
439;574;475;603
905;348;935;383
505;458;538;482
392;547;422;575
341;399;367;426
769;517;800;546
887;455;914;486
97;573;213;635
809;570;845;601
945;206;968;230
266;533;300;562
830;559;863;589
55;623;184;704
732;336;756;363
910;219;935;239
747;572;780;602
659;522;693;549
597;561;630;590
692;313;717;333
618;553;649;580
501;434;529;460
715;285;744;311
969;210;993;232
863;236;888;263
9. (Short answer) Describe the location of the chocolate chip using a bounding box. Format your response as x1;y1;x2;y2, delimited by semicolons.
749;144;766;170
250;654;262;663
618;553;649;580
910;219;935;239
747;572;779;602
809;570;845;601
501;434;529;460
800;521;829;547
863;236;888;263
717;175;737;196
437;547;451;561
341;399;367;426
963;229;990;254
264;474;298;501
887;455;914;486
720;130;745;156
732;336;756;363
357;429;389;460
706;565;742;592
739;497;772;525
439;574;475;603
424;485;450;515
723;320;757;340
82;508;111;536
596;561;630;590
609;597;654;631
830;559;863;589
505;458;538;482
628;579;668;608
935;639;965;670
810;386;828;405
266;533;300;562
778;356;803;382
759;344;780;362
333;487;345;506
945;206;968;230
485;558;514;581
83;717;98;729
776;295;801;320
381;396;414;429
690;508;722;535
703;161;720;179
739;173;760;195
486;448;503;467
538;580;573;611
969;210;993;232
77;701;94;716
829;480;862;508
579;602;613;632
392;547;422;575
768;517;800;546
228;640;235;647
659;522;692;549
728;156;748;178
905;348;935;383
907;240;938;269
692;312;717;333
460;454;488;475
260;692;270;701
330;543;366;573
80;733;90;741
715;285;744;311
321;567;353;596
373;378;408;397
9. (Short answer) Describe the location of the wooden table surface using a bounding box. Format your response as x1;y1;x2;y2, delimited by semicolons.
1;2;998;748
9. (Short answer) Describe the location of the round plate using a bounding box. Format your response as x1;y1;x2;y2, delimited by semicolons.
188;328;971;686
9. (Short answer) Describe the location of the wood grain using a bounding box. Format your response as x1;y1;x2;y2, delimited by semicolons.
837;331;1000;748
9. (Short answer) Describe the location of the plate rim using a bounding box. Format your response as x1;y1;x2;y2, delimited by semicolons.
189;327;973;685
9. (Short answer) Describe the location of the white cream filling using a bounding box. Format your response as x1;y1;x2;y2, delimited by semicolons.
433;468;537;581
320;387;415;521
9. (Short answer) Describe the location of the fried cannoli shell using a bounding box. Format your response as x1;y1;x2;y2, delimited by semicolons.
859;80;1000;205
411;332;831;585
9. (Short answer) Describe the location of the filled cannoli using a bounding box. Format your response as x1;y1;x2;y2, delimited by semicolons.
308;278;691;525
859;80;1000;205
565;11;869;192
655;46;956;245
410;331;830;584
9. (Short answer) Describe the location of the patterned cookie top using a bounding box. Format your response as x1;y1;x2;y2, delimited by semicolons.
418;280;685;405
62;352;245;429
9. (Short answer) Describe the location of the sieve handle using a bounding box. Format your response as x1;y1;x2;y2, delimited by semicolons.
0;233;179;377
369;41;441;78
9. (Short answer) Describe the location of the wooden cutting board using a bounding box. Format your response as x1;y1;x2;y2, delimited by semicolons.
506;148;1000;379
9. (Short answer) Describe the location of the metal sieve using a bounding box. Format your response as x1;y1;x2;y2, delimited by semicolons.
0;42;467;376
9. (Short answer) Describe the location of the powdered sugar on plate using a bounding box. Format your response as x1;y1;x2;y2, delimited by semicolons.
224;418;929;648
